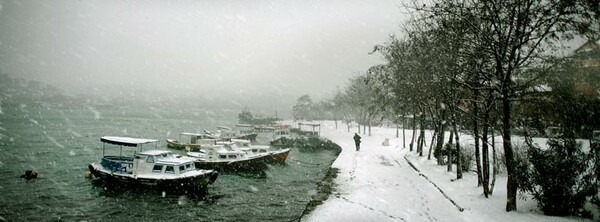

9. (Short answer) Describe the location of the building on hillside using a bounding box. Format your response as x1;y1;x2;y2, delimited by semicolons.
572;39;600;67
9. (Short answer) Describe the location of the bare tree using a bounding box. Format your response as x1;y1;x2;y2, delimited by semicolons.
417;0;599;211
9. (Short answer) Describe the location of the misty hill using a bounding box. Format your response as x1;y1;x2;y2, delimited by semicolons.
0;74;293;119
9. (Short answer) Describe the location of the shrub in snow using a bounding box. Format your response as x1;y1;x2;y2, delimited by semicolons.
434;143;449;164
435;143;473;171
591;142;600;215
433;143;449;165
459;145;474;172
513;143;531;196
517;137;597;217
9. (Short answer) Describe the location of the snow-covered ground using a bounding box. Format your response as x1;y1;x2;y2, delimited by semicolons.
303;121;595;222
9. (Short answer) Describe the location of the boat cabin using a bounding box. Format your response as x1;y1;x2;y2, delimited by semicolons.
99;137;198;176
273;128;291;140
215;125;248;139
201;143;249;161
230;139;270;155
133;150;199;176
179;132;217;145
297;122;321;137
275;129;290;137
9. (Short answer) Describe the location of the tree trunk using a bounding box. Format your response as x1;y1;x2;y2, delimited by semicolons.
481;97;492;197
447;128;454;172
502;84;517;212
368;121;371;136
396;121;399;138
452;111;462;180
448;126;454;144
482;121;490;197
358;123;361;134
436;108;447;165
422;115;427;147
473;92;483;187
347;121;351;132
490;127;497;195
410;112;417;152
403;117;406;148
418;113;425;156
417;131;424;156
428;128;437;160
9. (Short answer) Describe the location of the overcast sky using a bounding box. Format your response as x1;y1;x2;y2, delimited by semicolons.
0;0;408;101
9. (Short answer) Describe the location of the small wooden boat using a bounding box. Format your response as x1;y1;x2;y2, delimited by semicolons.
88;136;219;193
206;126;258;142
166;132;216;151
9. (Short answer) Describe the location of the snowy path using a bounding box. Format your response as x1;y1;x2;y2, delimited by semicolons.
302;121;595;222
304;124;466;222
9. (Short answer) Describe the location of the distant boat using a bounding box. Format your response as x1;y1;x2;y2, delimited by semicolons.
88;136;219;193
273;128;292;141
253;125;277;132
235;123;255;135
166;132;216;151
270;126;294;149
205;126;258;142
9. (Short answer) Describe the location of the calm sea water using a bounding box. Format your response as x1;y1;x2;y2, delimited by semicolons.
0;101;338;221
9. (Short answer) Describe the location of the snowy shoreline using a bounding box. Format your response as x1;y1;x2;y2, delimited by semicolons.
299;121;596;222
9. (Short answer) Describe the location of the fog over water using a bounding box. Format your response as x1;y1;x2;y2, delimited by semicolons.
0;0;407;113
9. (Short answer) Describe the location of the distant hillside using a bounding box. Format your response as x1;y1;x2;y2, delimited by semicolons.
0;74;294;118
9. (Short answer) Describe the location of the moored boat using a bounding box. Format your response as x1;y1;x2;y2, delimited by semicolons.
273;128;292;141
230;139;291;164
187;142;270;172
166;132;216;151
206;126;258;142
88;136;219;193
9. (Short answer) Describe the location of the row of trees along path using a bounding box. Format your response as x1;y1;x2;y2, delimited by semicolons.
293;0;600;213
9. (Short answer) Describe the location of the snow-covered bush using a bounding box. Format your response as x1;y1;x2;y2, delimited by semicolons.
459;145;474;172
517;137;597;217
435;142;473;172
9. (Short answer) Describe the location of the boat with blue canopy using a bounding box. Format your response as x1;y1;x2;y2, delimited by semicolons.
88;136;219;193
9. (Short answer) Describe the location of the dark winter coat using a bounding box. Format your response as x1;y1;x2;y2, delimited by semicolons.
353;134;361;144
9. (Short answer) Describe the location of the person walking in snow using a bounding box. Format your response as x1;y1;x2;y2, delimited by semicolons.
353;133;361;151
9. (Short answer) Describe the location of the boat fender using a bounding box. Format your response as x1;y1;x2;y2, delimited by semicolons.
20;170;38;180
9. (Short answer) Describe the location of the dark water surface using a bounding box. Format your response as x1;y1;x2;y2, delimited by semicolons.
0;102;338;221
